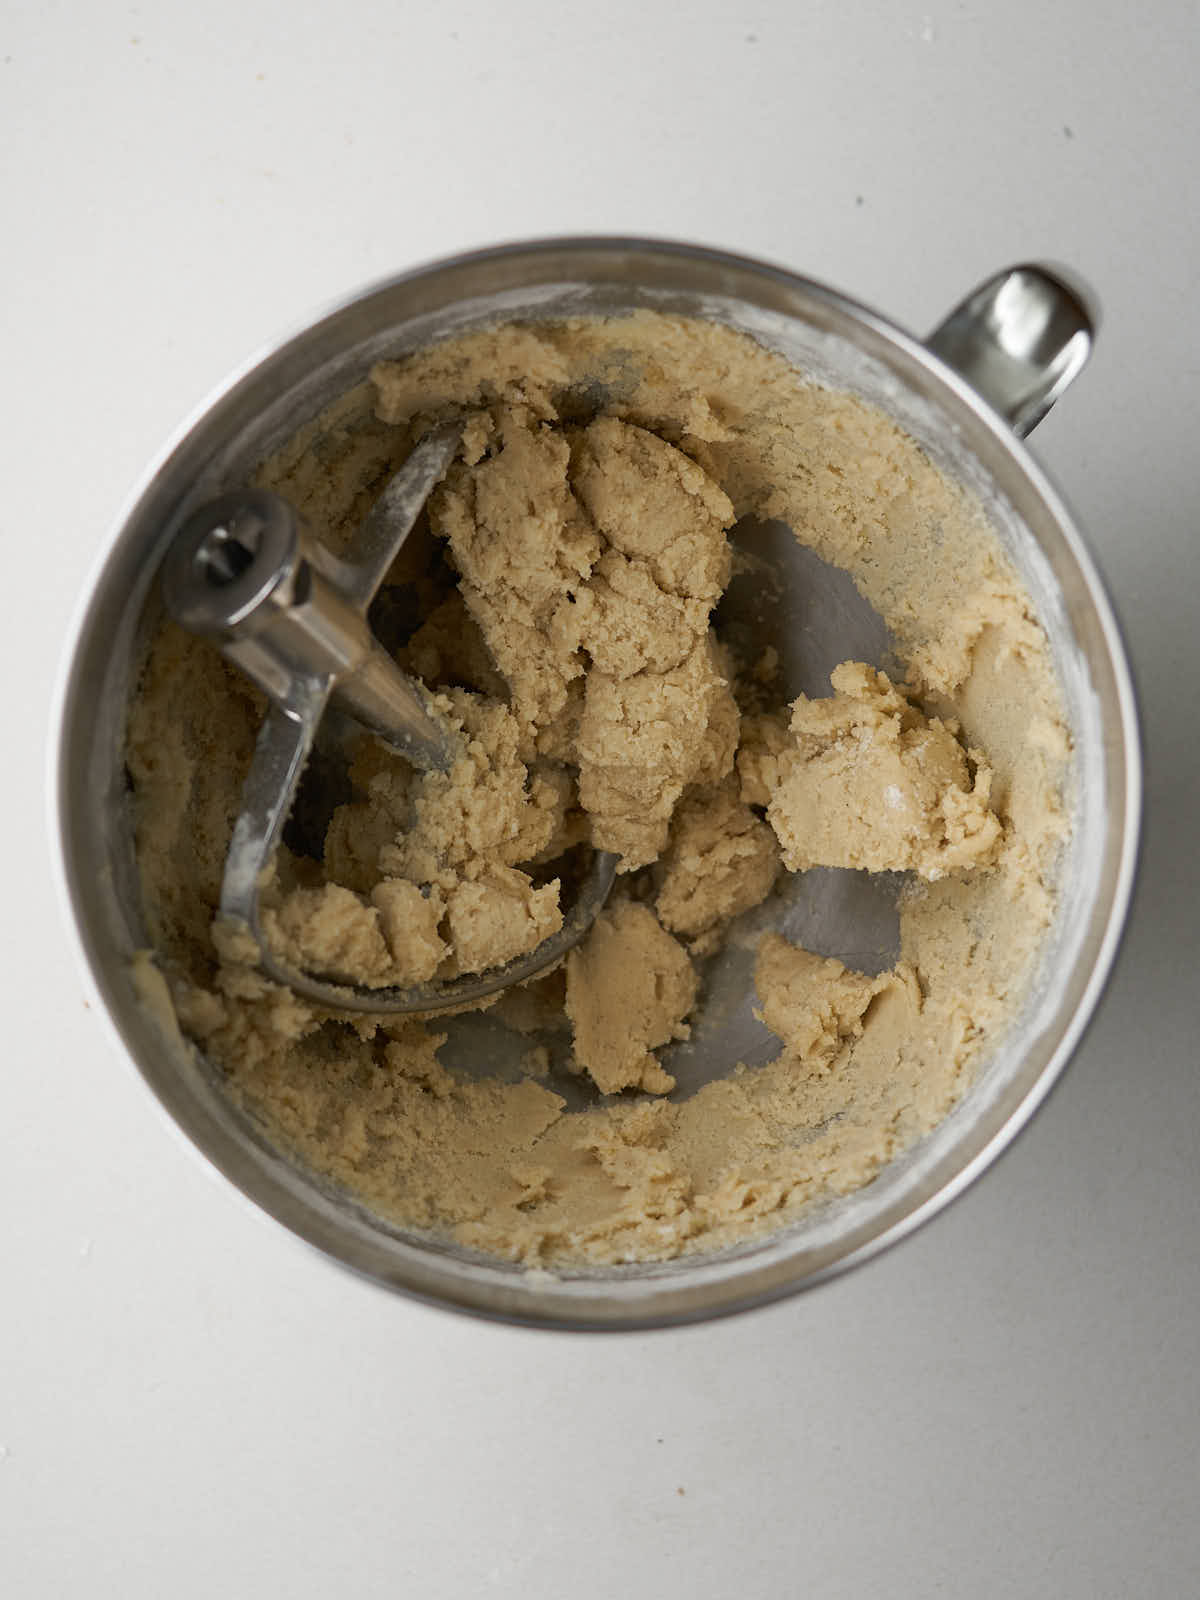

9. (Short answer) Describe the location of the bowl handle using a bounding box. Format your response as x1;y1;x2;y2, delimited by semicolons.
926;264;1097;437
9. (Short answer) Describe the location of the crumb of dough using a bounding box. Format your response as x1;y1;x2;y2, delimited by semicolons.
742;661;1002;880
129;949;189;1050
211;915;263;968
128;309;1072;1269
431;416;600;754
324;796;409;897
261;881;444;988
752;645;779;684
565;903;698;1095
399;590;511;701
754;933;921;1069
570;417;734;604
577;635;739;869
572;548;711;679
734;711;793;809
905;578;1050;699
371;880;448;980
656;776;780;949
378;689;569;889
441;864;562;977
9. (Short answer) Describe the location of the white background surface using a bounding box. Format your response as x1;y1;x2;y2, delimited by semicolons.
4;2;1199;1594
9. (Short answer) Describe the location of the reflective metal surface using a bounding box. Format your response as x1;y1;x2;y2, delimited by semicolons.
162;428;461;773
53;239;1140;1329
926;263;1095;437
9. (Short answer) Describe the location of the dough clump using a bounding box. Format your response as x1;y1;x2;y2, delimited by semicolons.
259;414;740;1001
565;903;697;1095
740;662;1002;880
655;776;780;952
754;933;922;1070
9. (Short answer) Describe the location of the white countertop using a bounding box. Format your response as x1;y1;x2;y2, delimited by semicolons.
5;3;1198;1594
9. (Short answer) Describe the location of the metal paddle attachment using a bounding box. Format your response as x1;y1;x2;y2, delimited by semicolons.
161;423;616;1014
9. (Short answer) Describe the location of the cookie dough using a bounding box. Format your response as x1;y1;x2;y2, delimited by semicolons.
261;879;446;988
754;933;922;1070
739;662;1002;880
128;308;1071;1268
565;903;697;1095
655;776;781;951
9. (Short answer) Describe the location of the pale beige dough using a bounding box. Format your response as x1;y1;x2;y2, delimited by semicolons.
564;902;697;1095
430;416;597;754
440;865;561;979
754;933;922;1070
262;686;571;981
576;634;739;870
569;416;734;604
127;308;1071;1269
572;548;710;680
261;879;446;989
376;689;568;888
655;776;780;951
740;661;1002;880
429;412;738;866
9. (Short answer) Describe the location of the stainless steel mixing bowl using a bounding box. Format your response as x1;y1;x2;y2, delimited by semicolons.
52;239;1140;1328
